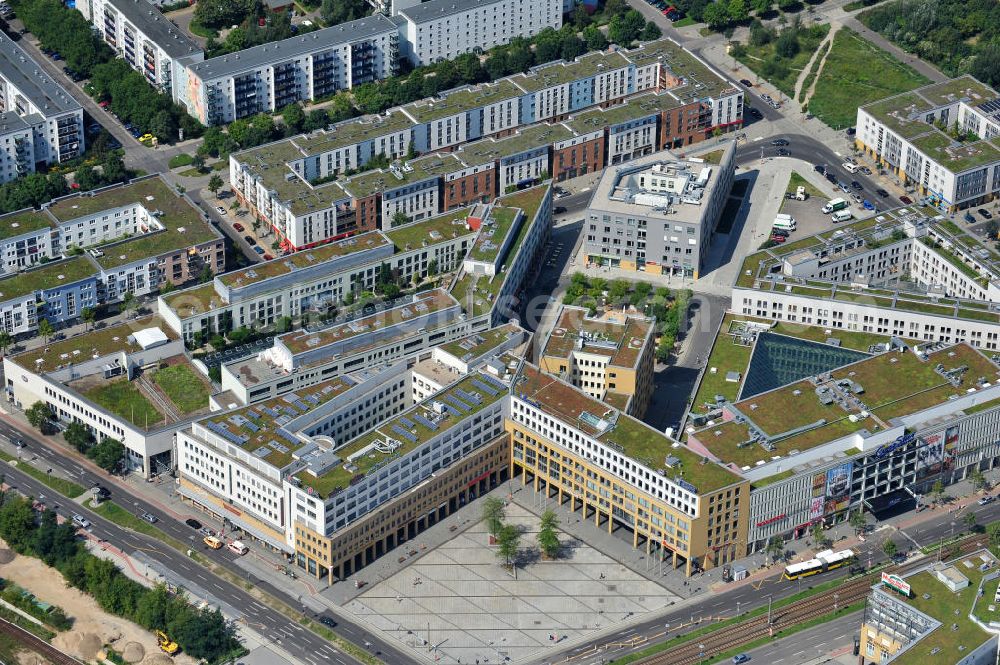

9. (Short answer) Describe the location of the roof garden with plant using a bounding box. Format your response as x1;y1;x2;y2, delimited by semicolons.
14;316;178;371
0;256;95;301
0;208;54;241
543;306;652;369
293;371;507;498
438;322;521;361
162;281;228;319
510;51;632;93
516;363;742;493
384;207;476;252
402;80;523;123
343;154;465;199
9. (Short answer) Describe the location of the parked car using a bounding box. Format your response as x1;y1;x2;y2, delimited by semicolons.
775;148;789;156
199;527;215;538
899;195;913;204
185;518;202;530
770;139;789;146
253;246;265;255
232;222;244;232
814;164;826;174
771;228;790;238
769;234;786;243
863;200;875;211
845;127;856;136
964;212;976;223
826;173;837;184
860;166;872;175
216;206;227;215
263;253;274;260
876;188;889;198
760;93;772;102
979;209;994;220
850;180;863;190
732;655;751;664
769;100;781;109
739;78;753;87
319;616;337;628
978;495;995;506
244;235;257;245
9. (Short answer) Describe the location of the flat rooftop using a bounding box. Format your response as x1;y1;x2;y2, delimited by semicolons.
516;363;742;493
0;255;95;301
589;146;732;225
399;0;504;23
293;371;507;498
187;14;397;81
48;177;220;269
693;343;1000;470
295;112;416;158
0;32;81;115
162;281;227;319
510;51;632;93
383;207;475;252
543;307;652;369
219;232;390;288
402;79;523;124
456;123;575;167
199;377;356;468
564;93;682;136
467;206;520;263
438;322;522;361
279;288;458;356
0;208;54;241
623;38;735;100
105;0;202;58
13;316;179;370
342;154;465;200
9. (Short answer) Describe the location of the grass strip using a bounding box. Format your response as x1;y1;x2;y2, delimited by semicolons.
0;606;56;641
0;452;86;498
83;499;191;552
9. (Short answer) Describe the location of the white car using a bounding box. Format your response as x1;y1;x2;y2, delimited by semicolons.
216;206;227;215
72;514;91;529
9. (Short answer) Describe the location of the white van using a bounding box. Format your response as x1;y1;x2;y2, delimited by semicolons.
773;217;797;231
842;162;859;174
831;210;854;223
228;540;249;555
822;198;849;214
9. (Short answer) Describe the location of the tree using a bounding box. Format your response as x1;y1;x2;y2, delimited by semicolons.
0;330;11;354
280;103;305;134
496;523;521;567
560;32;585;61
640;21;662;41
192;153;206;172
88;437;125;473
766;536;784;563
849;510;866;535
970;469;989;492
81;307;96;331
26;401;54;433
882;538;898;559
208;174;224;197
774;30;800;58
427;259;439;277
149;110;178;143
391;210;410;228
482;496;505;537
0;496;38;552
583;25;608;52
810;523;828;549
608;10;646;46
727;0;749;22
751;0;771;14
534;28;563;64
964;510;978;533
703;1;731;29
609;278;630;302
989;521;1000;549
37;318;54;342
537;509;560;559
931;479;945;504
64;421;94;453
122;292;137;317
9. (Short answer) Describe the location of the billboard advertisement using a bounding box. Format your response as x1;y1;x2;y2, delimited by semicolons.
824;462;852;515
916;433;945;480
809;472;825;519
944;425;959;471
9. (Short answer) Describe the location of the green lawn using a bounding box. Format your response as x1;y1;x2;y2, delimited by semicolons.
808;28;930;130
0;451;85;498
786;171;824;199
672;16;695;26
691;314;762;410
82;380;164;429
152;364;210;414
735;24;830;99
168;153;194;169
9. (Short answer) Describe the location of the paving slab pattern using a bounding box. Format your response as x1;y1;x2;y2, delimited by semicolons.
346;503;679;664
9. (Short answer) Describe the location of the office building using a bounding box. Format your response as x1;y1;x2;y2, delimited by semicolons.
0;32;83;169
584;143;736;278
77;0;204;99
180;15;399;125
538;305;655;416
855;76;1000;212
397;0;562;67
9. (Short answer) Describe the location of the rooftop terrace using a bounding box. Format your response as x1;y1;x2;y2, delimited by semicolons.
517;363;742;493
219;232;390;288
14;316;178;370
0;256;95;301
543;307;652;369
199;377;356;468
0;208;54;241
293;371;506;498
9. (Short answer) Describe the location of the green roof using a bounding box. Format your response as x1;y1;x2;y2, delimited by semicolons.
916;75;997;107
13;315;179;370
199;377;356;468
343;154;465;199
47;178;220;270
0;256;95;301
468;206;520;263
564;93;680;135
383;207;476;252
860;92;934;140
294;372;507;498
517;363;742;493
457;123;575;167
162;281;228;319
0;208;54;241
402;80;523;123
624;39;735;99
295;112;415;157
510;51;631;93
909;131;1000;173
437;322;520;360
219;232;391;288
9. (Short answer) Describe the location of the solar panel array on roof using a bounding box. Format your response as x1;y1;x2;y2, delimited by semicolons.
471;378;500;396
247;410;262;420
304;394;320;404
479;374;507;391
275;415;291;426
413;414;439;430
244;420;260;433
454;388;481;405
253;446;272;458
271;441;290;454
438;400;462;416
276;428;300;446
392;424;418;443
399;416;415;429
260;406;280;418
442;395;468;413
206;420;248;444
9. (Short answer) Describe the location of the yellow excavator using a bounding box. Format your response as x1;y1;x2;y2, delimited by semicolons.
155;630;179;655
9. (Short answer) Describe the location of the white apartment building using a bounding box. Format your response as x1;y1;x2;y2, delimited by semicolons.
856;76;1000;211
180;15;399;125
397;0;562;67
76;0;204;100
0;33;83;166
0;112;34;183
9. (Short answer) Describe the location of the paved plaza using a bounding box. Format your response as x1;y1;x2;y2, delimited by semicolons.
344;503;680;664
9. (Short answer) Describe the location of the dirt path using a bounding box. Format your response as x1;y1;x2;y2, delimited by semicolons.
0;540;197;665
794;22;841;104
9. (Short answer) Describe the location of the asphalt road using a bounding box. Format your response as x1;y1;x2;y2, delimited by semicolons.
0;423;415;665
740;609;861;664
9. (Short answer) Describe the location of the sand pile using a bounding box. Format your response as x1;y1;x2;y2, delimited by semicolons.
0;547;14;564
54;632;103;660
122;641;145;662
144;654;175;665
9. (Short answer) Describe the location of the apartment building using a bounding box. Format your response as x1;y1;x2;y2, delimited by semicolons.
0;256;97;335
180;15;399;125
77;0;204;99
856;76;1000;211
0;112;34;183
584;144;736;278
397;0;562;66
0;32;83;168
538;305;655;417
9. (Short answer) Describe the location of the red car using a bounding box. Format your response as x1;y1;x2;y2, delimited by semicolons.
233;222;244;232
263;253;274;260
770;234;787;243
899;196;913;204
